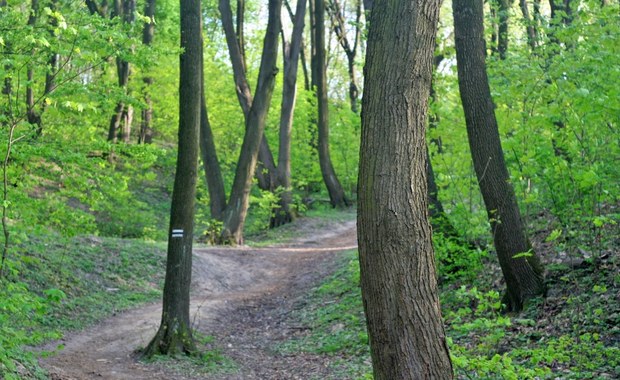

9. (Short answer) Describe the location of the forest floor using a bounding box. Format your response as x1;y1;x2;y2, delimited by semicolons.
39;216;358;380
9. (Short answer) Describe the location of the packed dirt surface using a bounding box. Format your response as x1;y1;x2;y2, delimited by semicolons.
40;217;358;380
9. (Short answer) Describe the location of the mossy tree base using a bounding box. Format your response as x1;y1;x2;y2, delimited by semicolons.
143;318;197;358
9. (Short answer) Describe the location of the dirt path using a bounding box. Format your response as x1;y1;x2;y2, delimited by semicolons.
40;218;358;380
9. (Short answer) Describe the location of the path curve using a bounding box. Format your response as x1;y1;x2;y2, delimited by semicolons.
40;218;358;380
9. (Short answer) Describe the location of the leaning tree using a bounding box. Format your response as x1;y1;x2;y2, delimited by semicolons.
453;0;545;312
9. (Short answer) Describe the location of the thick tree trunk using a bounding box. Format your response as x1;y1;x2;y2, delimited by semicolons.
359;0;453;377
453;0;544;312
219;0;282;244
270;0;307;228
314;0;349;208
139;0;156;144
143;0;201;357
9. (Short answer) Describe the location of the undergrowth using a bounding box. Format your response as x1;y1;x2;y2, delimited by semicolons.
0;234;166;379
282;215;620;379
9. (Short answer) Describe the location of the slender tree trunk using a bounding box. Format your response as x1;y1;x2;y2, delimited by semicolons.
219;0;278;191
453;0;545;312
314;0;349;208
199;63;227;220
326;0;361;113
519;0;538;50
26;0;41;134
143;0;201;356
219;0;282;244
139;0;156;144
107;0;135;143
359;0;453;377
270;0;307;228
497;0;511;59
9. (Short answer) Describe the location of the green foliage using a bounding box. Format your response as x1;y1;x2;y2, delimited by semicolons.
281;217;619;379
434;232;488;282
0;280;62;379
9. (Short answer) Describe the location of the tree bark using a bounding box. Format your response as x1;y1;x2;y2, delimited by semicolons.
358;0;453;377
453;0;545;312
314;0;349;208
219;0;278;191
219;0;282;244
139;0;156;144
143;0;201;357
199;64;227;220
270;0;307;228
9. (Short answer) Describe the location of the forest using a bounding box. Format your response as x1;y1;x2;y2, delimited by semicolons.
0;0;618;378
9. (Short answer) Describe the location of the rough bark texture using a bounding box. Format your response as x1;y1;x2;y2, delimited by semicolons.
314;0;349;208
139;0;156;144
270;0;307;228
219;0;282;244
143;0;201;356
358;0;453;378
453;0;544;312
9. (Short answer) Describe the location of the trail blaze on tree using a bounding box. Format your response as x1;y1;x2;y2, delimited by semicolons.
358;0;453;378
143;0;201;356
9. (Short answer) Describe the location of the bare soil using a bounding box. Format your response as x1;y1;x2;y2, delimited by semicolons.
40;217;358;380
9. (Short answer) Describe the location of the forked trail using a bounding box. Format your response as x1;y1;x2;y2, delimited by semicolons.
40;218;358;380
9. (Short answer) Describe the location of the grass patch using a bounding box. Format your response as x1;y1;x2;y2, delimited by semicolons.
142;333;238;377
0;233;167;379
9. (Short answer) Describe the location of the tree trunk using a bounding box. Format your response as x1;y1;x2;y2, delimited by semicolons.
107;0;135;143
139;0;156;144
519;0;538;50
26;0;42;135
199;66;227;220
219;0;282;244
326;0;361;113
497;0;511;59
358;0;453;377
453;0;544;312
314;0;349;208
270;0;307;228
219;0;278;191
143;0;201;357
